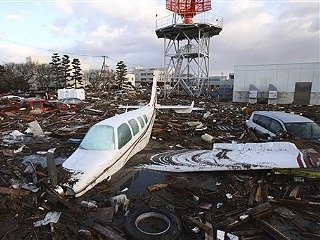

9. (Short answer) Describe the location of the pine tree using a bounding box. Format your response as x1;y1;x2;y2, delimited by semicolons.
49;53;63;89
116;60;127;89
71;58;83;89
62;55;72;87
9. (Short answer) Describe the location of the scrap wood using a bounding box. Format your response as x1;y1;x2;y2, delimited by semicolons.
288;185;301;199
204;210;213;240
89;223;126;240
258;219;291;240
301;231;320;239
50;222;57;240
270;199;320;207
218;202;272;230
40;181;76;212
185;215;213;235
247;128;259;141
0;186;30;196
0;215;18;238
147;183;168;192
231;229;265;238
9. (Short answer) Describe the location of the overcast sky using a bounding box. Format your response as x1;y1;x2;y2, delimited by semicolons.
0;0;319;75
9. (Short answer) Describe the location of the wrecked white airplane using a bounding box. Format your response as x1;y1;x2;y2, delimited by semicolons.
62;79;158;197
143;142;319;172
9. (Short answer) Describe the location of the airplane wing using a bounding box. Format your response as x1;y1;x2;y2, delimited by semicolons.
141;142;310;172
119;101;204;114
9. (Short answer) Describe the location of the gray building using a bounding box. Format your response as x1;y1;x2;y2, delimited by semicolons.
132;67;164;87
233;62;320;105
208;75;234;100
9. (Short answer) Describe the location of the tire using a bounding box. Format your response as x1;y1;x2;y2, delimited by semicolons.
124;208;182;240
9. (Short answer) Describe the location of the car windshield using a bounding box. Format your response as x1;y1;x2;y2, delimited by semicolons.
80;125;115;150
284;122;320;140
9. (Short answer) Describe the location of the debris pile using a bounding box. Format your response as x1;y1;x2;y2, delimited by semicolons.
0;92;319;239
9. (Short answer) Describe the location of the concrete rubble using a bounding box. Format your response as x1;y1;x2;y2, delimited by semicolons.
0;90;319;239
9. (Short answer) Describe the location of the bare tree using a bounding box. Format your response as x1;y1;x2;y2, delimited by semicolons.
101;68;116;90
2;62;36;92
88;69;102;89
33;64;54;90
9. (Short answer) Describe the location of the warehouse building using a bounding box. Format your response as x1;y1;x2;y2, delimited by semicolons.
233;62;320;105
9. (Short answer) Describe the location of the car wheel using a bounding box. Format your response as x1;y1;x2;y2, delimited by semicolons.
125;208;182;240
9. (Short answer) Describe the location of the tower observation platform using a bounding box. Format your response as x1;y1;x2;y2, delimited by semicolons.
155;12;223;97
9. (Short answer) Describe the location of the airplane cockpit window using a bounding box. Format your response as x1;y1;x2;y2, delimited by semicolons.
80;125;115;150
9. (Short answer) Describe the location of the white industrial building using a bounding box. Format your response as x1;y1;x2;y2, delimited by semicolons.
233;62;320;105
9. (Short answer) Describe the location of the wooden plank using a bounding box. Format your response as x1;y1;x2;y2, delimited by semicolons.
0;187;30;196
218;202;272;230
147;183;168;192
258;219;291;240
288;185;300;199
90;223;126;240
204;210;213;240
185;216;212;234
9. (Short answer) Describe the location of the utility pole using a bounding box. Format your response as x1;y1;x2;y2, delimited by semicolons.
100;56;109;90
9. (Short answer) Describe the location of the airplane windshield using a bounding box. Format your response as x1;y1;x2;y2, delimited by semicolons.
80;125;115;150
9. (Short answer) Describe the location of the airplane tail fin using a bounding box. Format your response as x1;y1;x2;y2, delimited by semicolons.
149;76;157;107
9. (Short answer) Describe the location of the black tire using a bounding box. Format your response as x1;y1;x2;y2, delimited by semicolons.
124;208;182;240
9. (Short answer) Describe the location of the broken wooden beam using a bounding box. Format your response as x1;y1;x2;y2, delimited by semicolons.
258;219;291;240
0;186;30;196
218;202;272;230
270;199;320;208
147;183;168;192
185;215;213;235
89;223;126;240
40;181;76;212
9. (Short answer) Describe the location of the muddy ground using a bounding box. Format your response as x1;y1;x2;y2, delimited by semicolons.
0;91;320;239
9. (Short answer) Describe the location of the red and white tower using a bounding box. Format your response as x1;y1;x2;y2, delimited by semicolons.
156;0;223;97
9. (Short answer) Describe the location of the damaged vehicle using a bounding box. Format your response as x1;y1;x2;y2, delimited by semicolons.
246;111;320;140
20;98;70;111
62;78;158;197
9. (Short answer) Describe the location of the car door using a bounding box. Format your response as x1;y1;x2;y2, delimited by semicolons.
252;114;276;137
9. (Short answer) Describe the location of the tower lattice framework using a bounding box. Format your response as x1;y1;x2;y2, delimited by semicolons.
156;0;223;97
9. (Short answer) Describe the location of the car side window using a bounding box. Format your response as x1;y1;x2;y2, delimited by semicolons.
269;119;283;134
253;114;271;129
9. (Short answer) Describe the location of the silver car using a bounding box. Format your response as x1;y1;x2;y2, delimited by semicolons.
246;111;320;140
